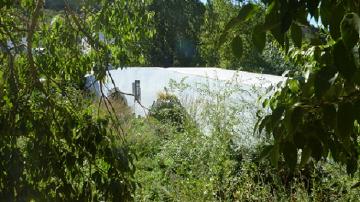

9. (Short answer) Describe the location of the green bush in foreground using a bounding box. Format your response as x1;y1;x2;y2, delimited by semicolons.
127;116;360;201
223;0;360;174
149;92;191;133
128;77;360;201
0;0;152;200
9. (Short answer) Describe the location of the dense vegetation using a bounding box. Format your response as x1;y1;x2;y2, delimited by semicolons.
129;84;360;201
1;0;360;201
147;0;205;66
42;0;295;73
0;0;152;200
227;0;360;175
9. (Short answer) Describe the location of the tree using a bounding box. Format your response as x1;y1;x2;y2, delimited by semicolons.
224;0;360;173
200;0;296;74
199;0;238;67
0;0;152;200
147;0;205;67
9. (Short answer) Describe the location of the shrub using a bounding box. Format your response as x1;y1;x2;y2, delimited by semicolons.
149;92;190;132
128;80;360;201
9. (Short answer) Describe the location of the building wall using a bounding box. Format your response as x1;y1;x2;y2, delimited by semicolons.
85;67;284;116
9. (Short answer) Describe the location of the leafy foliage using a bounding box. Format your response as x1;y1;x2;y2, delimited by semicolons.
147;0;205;66
0;0;152;200
199;0;297;74
128;81;360;201
44;0;81;10
224;0;360;173
149;92;190;133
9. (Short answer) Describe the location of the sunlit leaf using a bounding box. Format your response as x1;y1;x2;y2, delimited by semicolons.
288;79;300;93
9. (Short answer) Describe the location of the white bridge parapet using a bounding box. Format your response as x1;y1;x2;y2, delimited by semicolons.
85;67;285;116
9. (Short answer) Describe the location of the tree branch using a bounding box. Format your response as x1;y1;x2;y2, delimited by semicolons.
27;0;44;85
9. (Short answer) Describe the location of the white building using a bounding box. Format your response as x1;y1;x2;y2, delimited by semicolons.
86;67;285;146
86;67;284;115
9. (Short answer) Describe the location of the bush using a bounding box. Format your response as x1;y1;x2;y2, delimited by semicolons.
149;92;190;133
127;81;360;201
128;116;360;201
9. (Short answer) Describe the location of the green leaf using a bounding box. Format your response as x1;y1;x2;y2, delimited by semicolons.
263;1;280;30
320;0;331;27
333;40;357;80
92;171;102;185
340;13;360;49
281;11;293;33
288;79;300;93
337;102;354;139
294;5;308;25
290;106;302;130
235;4;259;23
257;145;273;161
269;106;285;129
290;23;302;48
270;25;285;47
252;24;266;52
306;0;320;18
263;1;287;47
308;137;323;161
317;130;331;156
219;4;258;46
258;115;270;134
283;141;297;171
262;98;270;108
231;36;243;58
218;33;229;47
351;182;360;189
284;35;290;54
313;46;322;62
314;66;336;97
